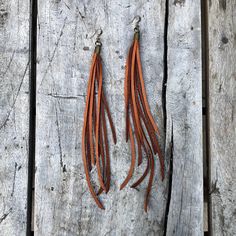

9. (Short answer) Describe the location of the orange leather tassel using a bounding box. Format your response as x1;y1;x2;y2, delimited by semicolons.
82;43;117;209
121;29;164;212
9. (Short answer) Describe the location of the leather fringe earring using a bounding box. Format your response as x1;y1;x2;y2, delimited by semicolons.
120;16;164;212
82;29;117;209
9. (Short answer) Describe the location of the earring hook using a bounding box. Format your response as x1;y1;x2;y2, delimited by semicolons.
95;28;103;48
96;28;103;38
131;15;141;32
133;15;141;24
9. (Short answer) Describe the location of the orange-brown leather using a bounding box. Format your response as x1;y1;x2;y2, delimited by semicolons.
82;49;116;209
121;34;165;212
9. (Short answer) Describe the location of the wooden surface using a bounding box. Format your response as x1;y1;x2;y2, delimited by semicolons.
35;0;168;235
0;0;235;235
208;1;236;235
165;0;203;235
0;0;29;235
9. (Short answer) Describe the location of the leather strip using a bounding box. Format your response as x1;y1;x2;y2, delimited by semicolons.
121;36;164;211
82;53;104;209
95;56;107;191
82;51;116;209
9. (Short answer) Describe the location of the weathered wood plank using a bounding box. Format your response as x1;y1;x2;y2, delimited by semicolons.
208;1;236;235
35;0;167;235
165;0;203;235
0;0;29;235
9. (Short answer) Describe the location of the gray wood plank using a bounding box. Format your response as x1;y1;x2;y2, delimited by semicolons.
0;0;30;235
35;1;167;235
165;0;203;235
208;1;236;235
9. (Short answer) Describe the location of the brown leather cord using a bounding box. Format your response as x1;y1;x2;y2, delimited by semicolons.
102;103;111;193
124;44;134;142
86;126;92;172
121;33;164;211
131;41;144;141
82;48;116;209
96;103;109;195
120;123;136;190
88;60;96;166
136;76;164;179
95;57;107;192
144;149;155;212
136;44;160;135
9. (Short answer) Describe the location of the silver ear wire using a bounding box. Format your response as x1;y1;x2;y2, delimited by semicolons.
133;15;141;24
95;28;103;46
94;28;103;53
131;15;141;32
96;28;103;38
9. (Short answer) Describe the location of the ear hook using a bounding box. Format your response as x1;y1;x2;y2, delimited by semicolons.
96;28;103;38
133;15;141;24
95;28;103;47
131;15;141;32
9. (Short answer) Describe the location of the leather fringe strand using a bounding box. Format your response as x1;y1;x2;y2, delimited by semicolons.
82;45;117;209
120;31;165;212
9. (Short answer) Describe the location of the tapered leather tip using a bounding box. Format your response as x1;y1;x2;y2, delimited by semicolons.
144;203;148;213
96;200;105;210
120;185;125;191
114;138;117;145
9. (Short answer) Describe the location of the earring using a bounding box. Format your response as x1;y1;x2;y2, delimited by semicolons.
82;29;117;209
120;16;164;212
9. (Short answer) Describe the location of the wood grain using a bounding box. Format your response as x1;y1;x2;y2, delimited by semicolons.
165;0;203;235
35;0;167;235
0;0;29;235
208;1;236;235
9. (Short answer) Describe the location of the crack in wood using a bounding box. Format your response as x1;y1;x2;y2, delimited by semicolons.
0;61;29;130
162;0;169;132
73;7;79;50
164;122;173;236
47;93;86;99
2;50;15;77
11;162;18;197
0;208;12;224
163;1;172;235
55;104;65;171
27;0;37;234
39;17;67;88
201;0;211;234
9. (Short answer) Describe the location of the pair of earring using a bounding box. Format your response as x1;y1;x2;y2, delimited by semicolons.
81;16;164;212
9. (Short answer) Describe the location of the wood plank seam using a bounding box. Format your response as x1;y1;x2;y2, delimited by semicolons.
27;0;38;234
162;1;173;235
201;0;210;234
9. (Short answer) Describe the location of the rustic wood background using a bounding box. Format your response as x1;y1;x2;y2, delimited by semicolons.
0;0;235;236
